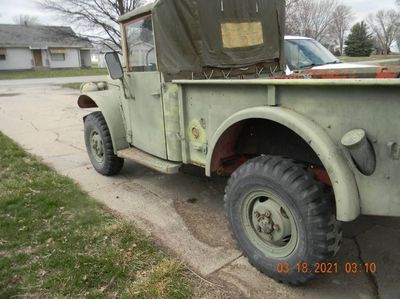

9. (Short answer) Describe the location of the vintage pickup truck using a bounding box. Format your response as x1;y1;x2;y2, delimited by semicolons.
78;0;400;285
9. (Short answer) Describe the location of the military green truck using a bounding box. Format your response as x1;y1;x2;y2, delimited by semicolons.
78;0;400;285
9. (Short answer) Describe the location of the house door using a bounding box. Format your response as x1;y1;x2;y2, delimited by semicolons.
33;50;42;66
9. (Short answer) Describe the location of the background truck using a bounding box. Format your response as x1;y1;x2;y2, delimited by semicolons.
78;0;400;285
285;36;400;78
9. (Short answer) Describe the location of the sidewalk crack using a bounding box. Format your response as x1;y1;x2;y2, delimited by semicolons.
208;254;243;276
353;236;380;299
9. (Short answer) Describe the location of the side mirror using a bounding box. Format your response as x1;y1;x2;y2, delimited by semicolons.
105;52;123;80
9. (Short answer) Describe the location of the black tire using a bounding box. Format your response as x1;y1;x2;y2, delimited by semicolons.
84;112;124;176
224;155;342;285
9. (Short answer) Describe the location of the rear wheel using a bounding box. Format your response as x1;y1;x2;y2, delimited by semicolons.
84;112;124;176
224;155;342;285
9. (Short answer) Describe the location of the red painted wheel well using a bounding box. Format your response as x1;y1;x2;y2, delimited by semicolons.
210;118;331;185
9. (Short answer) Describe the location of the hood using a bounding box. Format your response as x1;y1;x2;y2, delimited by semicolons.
312;63;374;70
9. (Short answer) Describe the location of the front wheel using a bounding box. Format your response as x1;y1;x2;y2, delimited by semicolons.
84;112;124;176
224;156;342;285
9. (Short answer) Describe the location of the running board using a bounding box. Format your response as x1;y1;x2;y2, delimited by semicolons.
117;148;181;174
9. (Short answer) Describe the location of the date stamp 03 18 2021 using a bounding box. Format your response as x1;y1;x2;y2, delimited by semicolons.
276;262;377;275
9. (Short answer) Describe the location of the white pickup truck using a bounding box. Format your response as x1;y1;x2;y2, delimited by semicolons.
284;36;370;74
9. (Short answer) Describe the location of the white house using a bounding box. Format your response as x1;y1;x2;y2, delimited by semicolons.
92;45;154;70
91;44;121;68
0;24;93;71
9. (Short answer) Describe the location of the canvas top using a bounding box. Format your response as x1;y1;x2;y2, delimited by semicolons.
120;0;285;76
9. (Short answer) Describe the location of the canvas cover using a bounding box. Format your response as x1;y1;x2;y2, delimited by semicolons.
132;0;285;75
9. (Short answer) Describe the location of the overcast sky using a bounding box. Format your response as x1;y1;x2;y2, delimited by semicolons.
0;0;398;26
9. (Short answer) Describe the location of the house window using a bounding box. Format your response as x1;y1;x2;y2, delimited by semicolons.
0;48;6;60
51;53;66;61
125;14;156;72
49;48;66;61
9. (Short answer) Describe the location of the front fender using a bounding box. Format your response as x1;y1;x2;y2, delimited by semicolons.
206;106;360;222
78;90;129;153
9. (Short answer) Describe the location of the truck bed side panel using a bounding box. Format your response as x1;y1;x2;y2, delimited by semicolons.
177;80;400;217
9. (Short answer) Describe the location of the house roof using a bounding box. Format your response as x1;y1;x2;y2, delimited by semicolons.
0;24;93;49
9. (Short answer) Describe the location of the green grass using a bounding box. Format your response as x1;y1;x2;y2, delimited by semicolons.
0;132;193;298
339;54;400;63
0;68;108;80
62;82;83;90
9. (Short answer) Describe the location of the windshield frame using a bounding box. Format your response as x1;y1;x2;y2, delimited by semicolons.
123;13;157;73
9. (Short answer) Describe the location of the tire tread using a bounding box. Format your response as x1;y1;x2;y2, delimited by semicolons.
224;155;342;285
84;112;124;176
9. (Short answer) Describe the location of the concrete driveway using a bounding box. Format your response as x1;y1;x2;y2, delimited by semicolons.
0;78;399;298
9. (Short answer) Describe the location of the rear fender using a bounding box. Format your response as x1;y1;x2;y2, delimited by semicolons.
207;107;360;222
78;90;129;153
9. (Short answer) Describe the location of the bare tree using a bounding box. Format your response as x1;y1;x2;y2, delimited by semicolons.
368;9;400;55
286;0;312;36
285;0;301;34
396;0;400;50
38;0;144;49
330;5;353;55
13;14;40;26
287;0;339;42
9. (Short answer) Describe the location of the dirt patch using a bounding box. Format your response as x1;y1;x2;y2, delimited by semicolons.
0;93;21;97
174;197;236;248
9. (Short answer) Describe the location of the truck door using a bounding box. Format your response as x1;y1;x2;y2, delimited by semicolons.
123;14;167;159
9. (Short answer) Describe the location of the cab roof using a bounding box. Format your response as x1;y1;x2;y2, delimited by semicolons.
119;2;156;22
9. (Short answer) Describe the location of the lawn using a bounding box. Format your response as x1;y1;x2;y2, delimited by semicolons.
0;132;193;298
62;82;84;90
339;54;400;63
0;68;108;80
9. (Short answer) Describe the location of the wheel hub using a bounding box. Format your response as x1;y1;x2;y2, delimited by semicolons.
252;199;292;245
90;131;104;163
241;190;298;258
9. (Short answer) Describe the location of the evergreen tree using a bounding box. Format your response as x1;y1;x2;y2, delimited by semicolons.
345;22;373;57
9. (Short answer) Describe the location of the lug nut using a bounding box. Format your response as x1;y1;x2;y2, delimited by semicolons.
257;225;262;233
273;224;280;232
265;210;272;218
255;211;261;219
266;234;273;241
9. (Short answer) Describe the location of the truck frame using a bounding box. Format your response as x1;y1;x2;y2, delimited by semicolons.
78;0;400;285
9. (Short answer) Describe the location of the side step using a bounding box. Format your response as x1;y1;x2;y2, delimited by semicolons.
117;148;181;174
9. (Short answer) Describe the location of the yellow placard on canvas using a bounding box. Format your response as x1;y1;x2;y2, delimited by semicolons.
221;22;264;49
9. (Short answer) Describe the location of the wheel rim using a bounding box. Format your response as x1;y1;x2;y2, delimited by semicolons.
241;189;298;258
89;129;105;164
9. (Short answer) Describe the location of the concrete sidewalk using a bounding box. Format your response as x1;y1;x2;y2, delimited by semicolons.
0;83;399;298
